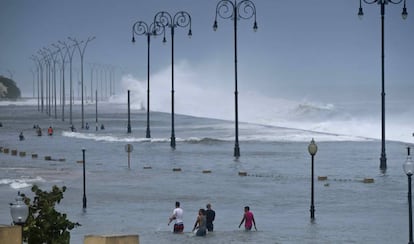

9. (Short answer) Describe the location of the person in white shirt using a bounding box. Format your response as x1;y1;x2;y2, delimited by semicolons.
168;201;184;233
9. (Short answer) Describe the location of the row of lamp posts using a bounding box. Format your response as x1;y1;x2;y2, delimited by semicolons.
8;0;413;243
30;36;95;128
128;0;409;170
130;0;257;155
131;11;192;145
26;0;409;163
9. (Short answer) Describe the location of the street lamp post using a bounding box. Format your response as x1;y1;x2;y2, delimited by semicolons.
89;63;97;103
59;40;77;125
82;148;87;209
132;20;165;138
53;43;69;121
95;89;98;131
357;0;408;173
127;90;131;133
70;36;96;129
30;55;42;112
30;68;35;98
308;138;318;221
45;47;58;120
35;53;45;113
213;0;258;158
154;11;192;149
403;147;414;244
38;49;51;116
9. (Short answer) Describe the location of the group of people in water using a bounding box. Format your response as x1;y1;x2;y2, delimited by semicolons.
168;201;256;237
18;125;54;140
32;125;53;137
18;122;107;140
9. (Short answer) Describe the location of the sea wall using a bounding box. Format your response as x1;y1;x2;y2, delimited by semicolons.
84;234;139;244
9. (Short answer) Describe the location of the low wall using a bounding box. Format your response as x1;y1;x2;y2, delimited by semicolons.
0;225;21;244
84;234;139;244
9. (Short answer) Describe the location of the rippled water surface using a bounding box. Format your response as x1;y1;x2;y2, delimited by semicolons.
0;103;412;243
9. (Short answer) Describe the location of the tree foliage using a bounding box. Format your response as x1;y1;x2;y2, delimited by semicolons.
0;75;21;99
22;185;81;244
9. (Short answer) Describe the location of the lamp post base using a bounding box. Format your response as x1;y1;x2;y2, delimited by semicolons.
234;145;240;158
83;196;87;209
310;206;315;221
380;155;387;173
170;136;176;149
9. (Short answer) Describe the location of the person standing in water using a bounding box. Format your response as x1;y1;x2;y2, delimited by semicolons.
238;206;257;231
168;201;184;233
192;208;207;236
48;126;53;136
206;203;215;232
19;132;24;141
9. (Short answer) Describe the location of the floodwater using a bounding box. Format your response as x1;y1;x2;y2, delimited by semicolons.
0;102;412;243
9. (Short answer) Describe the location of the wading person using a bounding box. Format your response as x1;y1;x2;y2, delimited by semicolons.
238;206;257;231
168;201;184;233
192;208;207;237
206;203;215;232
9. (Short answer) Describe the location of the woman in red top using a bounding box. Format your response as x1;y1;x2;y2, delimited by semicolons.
238;206;257;231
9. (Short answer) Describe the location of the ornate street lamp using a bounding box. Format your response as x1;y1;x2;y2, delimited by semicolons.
69;36;96;129
59;40;77;125
38;49;51;116
132;20;165;138
10;191;29;243
357;0;408;173
308;138;318;221
10;191;29;225
403;147;414;244
53;43;69;121
154;11;192;149
30;55;43;112
213;0;258;158
45;47;59;120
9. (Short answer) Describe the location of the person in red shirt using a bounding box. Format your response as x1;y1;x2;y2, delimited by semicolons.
238;206;257;231
48;126;53;136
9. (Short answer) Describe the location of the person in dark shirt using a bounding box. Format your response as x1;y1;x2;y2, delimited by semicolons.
206;203;215;232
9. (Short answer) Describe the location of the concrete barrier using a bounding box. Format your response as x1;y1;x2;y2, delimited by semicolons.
0;225;21;244
84;234;139;244
318;176;328;181
363;178;374;183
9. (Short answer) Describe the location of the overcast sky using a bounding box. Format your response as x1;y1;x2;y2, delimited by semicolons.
1;0;413;104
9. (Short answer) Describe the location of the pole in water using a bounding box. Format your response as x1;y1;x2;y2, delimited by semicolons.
127;90;131;133
125;144;133;169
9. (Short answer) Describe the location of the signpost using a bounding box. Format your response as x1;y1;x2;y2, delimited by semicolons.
125;144;134;169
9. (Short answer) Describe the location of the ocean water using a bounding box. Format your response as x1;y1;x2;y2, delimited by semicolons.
0;100;413;243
